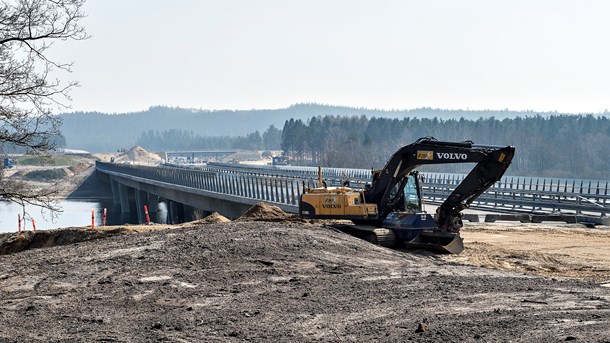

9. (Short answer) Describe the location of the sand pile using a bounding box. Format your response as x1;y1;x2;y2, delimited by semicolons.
113;146;162;164
198;212;231;224
236;202;297;222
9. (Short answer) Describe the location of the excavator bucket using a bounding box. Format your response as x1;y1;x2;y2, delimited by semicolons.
404;230;464;254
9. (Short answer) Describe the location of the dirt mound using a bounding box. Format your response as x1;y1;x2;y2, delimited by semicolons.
197;212;231;224
114;146;162;164
68;162;93;174
0;227;128;255
236;202;297;222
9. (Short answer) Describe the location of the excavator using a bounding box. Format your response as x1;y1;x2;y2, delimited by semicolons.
299;137;515;254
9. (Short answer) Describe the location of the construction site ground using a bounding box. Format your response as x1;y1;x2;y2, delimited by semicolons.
0;203;609;342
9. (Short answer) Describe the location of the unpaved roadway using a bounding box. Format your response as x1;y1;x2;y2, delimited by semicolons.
445;222;610;284
0;218;609;342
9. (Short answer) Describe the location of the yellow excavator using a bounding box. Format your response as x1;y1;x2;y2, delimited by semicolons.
299;137;515;254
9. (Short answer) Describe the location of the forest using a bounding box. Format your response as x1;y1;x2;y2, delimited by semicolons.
279;115;610;179
133;113;610;180
135;126;282;151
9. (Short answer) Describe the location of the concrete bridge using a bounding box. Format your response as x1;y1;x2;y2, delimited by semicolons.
96;162;610;225
95;162;304;223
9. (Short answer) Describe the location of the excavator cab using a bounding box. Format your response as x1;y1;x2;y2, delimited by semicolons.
390;171;424;212
403;174;422;211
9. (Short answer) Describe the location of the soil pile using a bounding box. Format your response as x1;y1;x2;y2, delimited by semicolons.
113;146;162;164
236;202;298;221
0;221;608;342
0;227;127;255
197;212;231;224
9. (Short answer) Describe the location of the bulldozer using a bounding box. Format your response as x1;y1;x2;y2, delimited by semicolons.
299;137;515;254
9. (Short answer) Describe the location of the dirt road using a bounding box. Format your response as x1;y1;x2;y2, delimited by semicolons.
0;218;609;342
445;222;610;284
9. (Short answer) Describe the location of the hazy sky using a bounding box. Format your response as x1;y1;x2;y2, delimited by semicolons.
52;0;610;114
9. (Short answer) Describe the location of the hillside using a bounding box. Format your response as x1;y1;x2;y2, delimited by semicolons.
58;104;581;152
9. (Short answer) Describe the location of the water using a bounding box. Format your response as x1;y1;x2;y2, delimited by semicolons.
0;200;169;233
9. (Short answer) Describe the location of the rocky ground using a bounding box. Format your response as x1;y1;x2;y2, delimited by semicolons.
0;204;609;342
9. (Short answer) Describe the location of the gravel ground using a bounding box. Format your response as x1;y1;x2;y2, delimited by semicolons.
0;220;609;342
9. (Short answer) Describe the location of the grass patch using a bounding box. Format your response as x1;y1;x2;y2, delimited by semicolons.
15;154;85;167
24;169;69;181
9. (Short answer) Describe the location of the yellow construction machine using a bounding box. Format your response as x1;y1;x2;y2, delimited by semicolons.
299;137;515;253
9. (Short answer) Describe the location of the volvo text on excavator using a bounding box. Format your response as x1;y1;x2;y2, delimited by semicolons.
299;137;515;254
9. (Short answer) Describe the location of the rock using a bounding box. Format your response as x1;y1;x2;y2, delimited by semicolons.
415;322;429;333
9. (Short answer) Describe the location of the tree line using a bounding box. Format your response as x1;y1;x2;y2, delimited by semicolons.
135;126;282;152
279;115;610;179
59;103;598;153
137;114;610;179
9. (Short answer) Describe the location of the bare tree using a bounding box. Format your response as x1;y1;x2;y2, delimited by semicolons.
0;0;87;218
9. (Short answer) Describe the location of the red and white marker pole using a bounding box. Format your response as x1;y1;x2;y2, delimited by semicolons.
18;214;21;233
103;208;107;226
91;209;95;229
144;205;151;224
31;219;36;232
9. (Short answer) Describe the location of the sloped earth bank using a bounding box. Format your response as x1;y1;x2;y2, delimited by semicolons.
0;221;609;342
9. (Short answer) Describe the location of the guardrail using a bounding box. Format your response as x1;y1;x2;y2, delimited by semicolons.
98;162;610;223
201;163;610;217
423;173;610;216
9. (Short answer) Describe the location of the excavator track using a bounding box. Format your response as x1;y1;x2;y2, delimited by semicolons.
330;224;397;248
329;224;463;253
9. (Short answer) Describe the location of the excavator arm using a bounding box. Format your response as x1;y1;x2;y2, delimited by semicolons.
364;137;515;231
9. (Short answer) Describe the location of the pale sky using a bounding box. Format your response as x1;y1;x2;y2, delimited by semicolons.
51;0;610;114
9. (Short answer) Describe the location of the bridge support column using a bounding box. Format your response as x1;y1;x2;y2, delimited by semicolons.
148;194;159;223
135;190;148;224
110;177;121;208
117;183;131;213
183;205;199;222
168;201;185;224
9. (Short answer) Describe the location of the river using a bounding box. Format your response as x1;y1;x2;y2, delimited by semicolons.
0;200;169;233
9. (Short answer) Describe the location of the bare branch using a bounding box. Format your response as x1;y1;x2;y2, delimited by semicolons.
0;0;87;215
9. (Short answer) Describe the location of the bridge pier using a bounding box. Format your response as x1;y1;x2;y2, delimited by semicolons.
183;205;200;222
110;178;121;209
135;190;148;223
167;200;185;224
117;183;131;213
148;194;160;223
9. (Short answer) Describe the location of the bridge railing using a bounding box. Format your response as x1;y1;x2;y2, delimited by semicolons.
423;173;610;216
97;162;610;217
97;162;319;208
199;164;610;216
